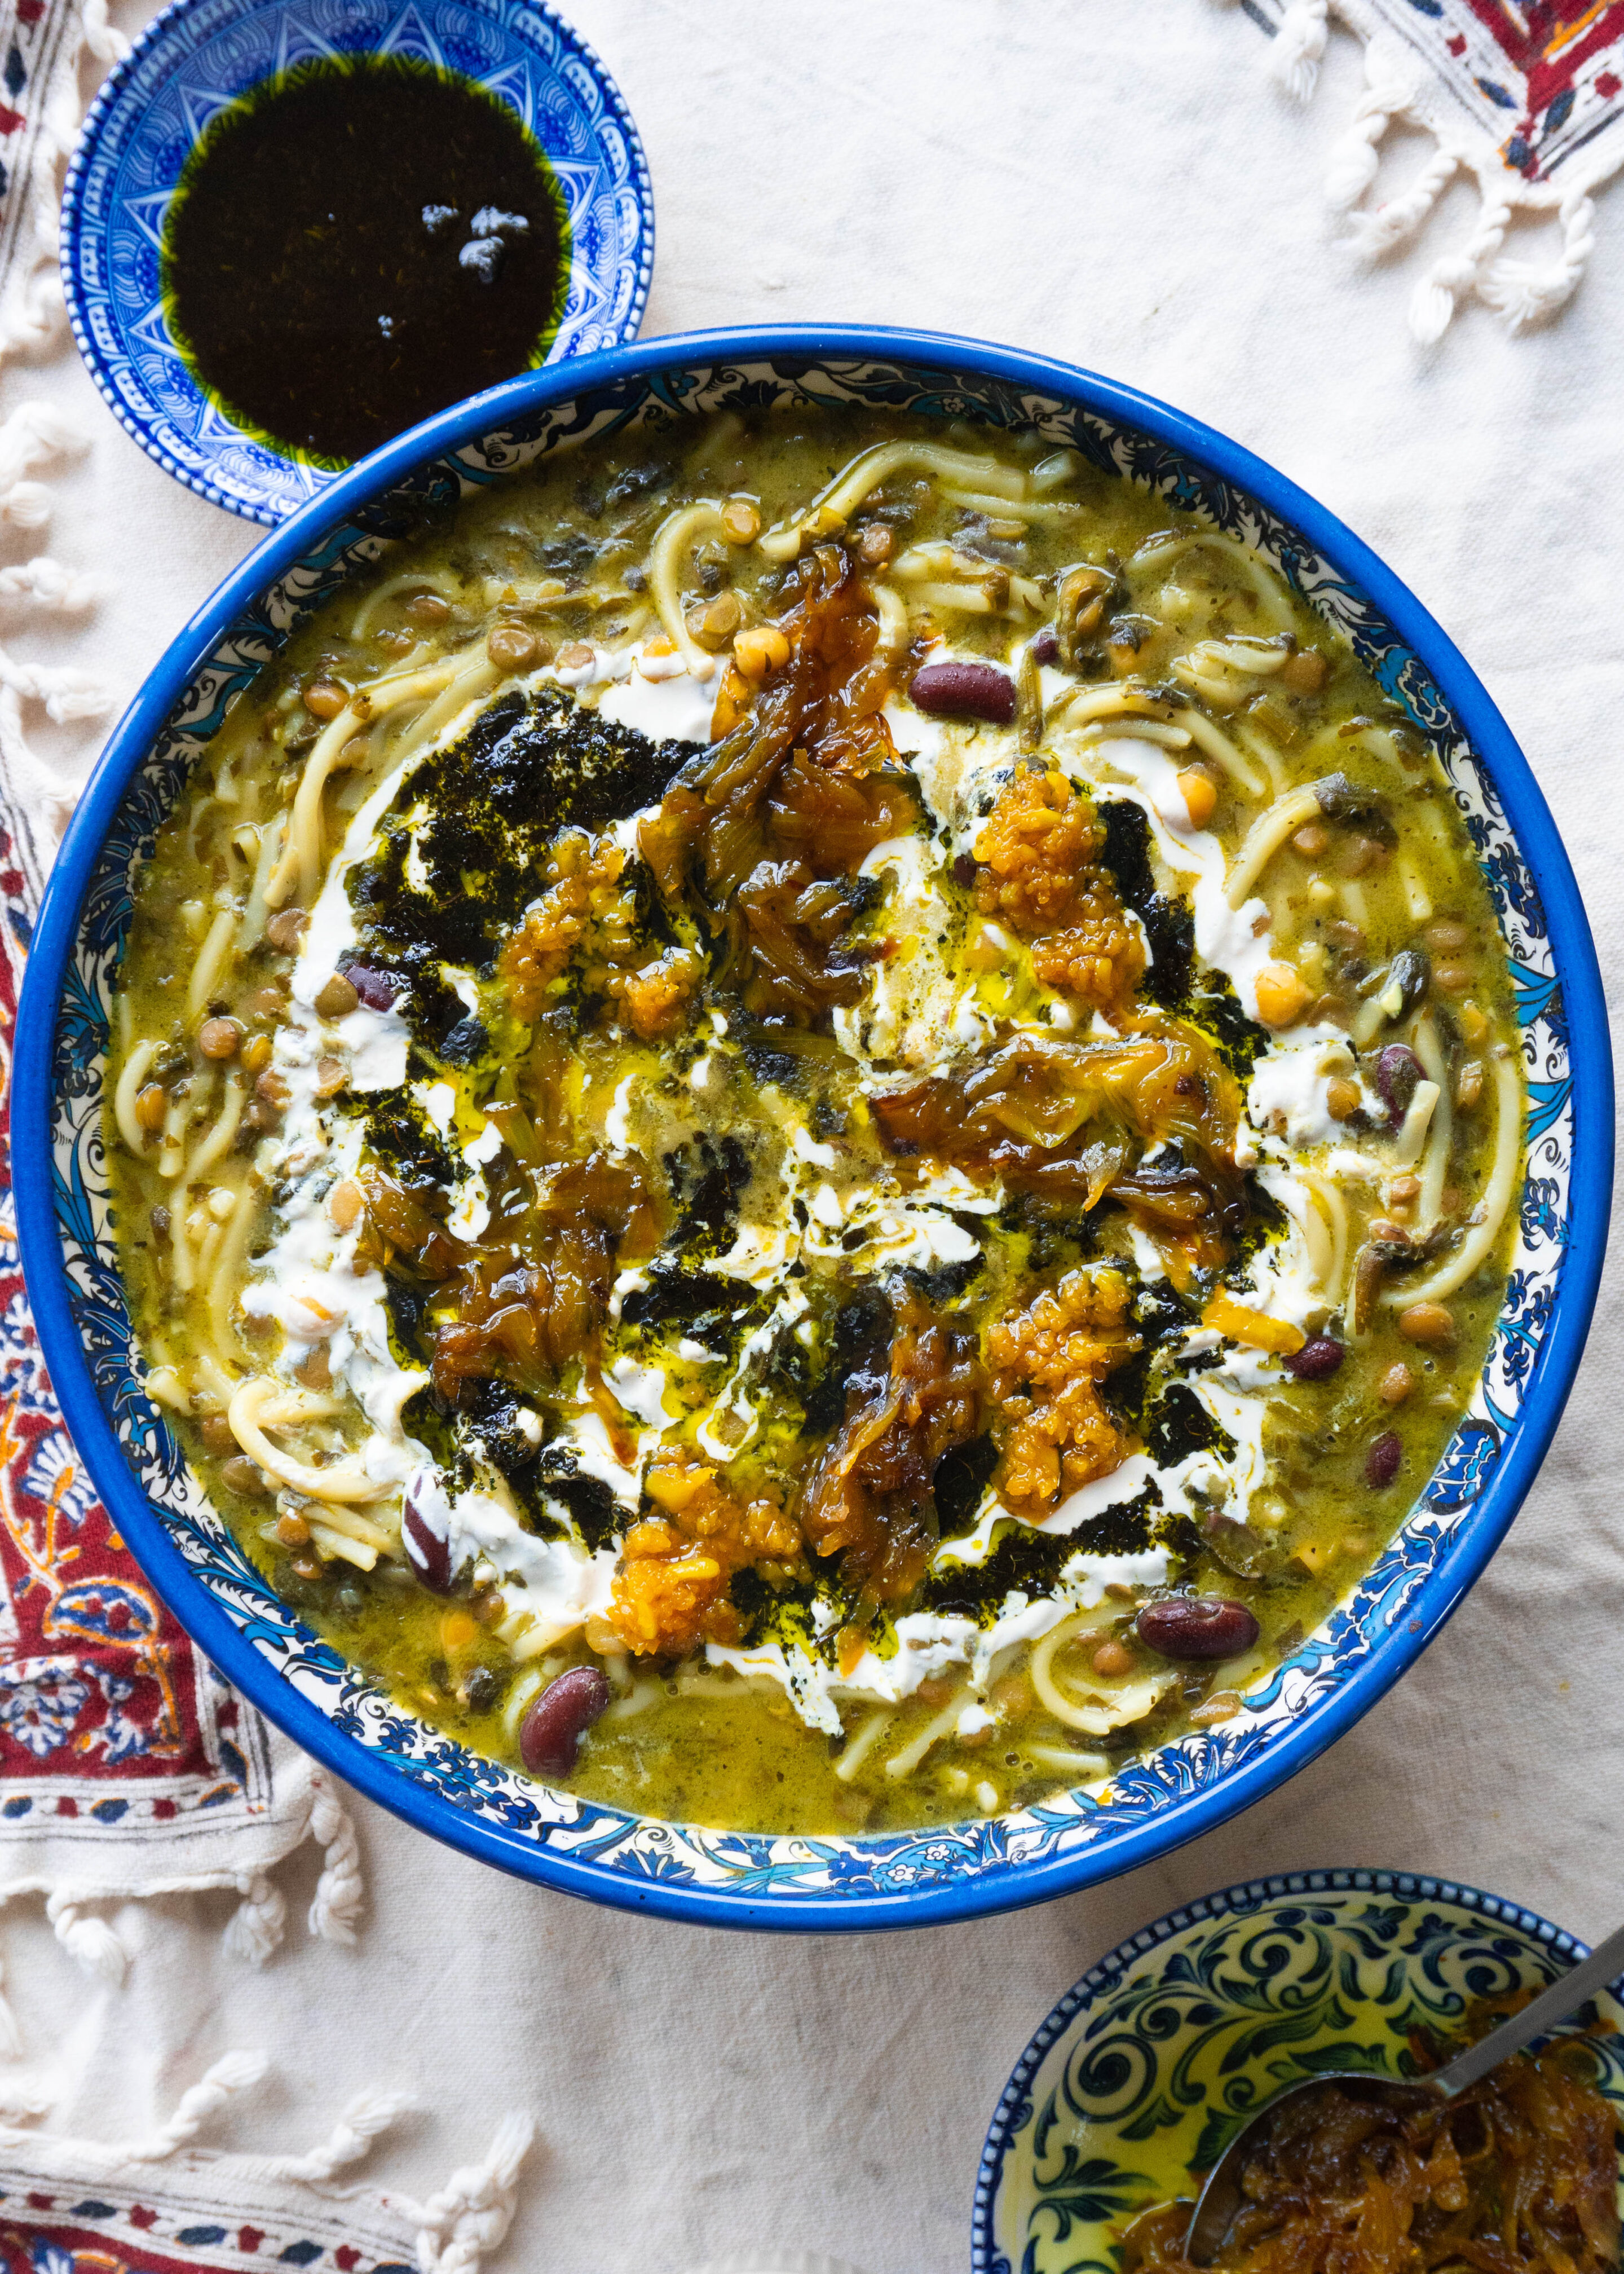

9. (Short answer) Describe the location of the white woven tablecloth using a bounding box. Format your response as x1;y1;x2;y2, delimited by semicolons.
8;5;1623;2268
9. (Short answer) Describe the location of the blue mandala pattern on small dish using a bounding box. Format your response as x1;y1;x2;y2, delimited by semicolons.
60;0;653;524
973;1870;1624;2274
32;346;1592;1924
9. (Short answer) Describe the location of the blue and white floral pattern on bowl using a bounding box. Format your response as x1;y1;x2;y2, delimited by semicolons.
60;0;653;525
974;1869;1624;2274
13;329;1613;1931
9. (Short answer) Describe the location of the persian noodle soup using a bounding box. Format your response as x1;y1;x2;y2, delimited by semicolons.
108;411;1525;1835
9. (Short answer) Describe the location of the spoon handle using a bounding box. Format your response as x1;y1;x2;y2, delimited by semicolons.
1432;1920;1624;2097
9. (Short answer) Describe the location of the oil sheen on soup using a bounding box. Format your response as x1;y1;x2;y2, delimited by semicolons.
108;411;1524;1836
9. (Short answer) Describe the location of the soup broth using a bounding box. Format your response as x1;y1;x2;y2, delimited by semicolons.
107;409;1523;1835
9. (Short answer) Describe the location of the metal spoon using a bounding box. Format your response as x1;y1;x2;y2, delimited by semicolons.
1185;1917;1624;2265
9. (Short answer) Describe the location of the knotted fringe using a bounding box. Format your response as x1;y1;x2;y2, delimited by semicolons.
406;2110;537;2274
1267;0;1329;103
0;1;130;367
1264;17;1608;341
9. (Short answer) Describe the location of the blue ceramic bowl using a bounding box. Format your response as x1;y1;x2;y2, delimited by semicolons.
974;1870;1624;2274
60;0;652;525
14;328;1612;1929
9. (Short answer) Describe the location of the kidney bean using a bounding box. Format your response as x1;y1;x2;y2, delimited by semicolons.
1364;1431;1402;1488
1030;626;1060;666
1282;1335;1345;1381
1374;1042;1423;1127
341;960;405;1012
401;1473;453;1595
951;852;977;888
520;1665;611;1778
910;660;1017;724
1136;1597;1260;1661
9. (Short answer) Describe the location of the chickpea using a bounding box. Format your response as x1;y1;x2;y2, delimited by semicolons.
135;1081;168;1132
1176;767;1218;828
1325;1077;1361;1122
241;1034;273;1076
733;624;791;682
1398;1301;1457;1348
487;622;540;673
314;972;359;1019
303;677;347;720
328;1179;363;1231
197;1016;242;1060
265;907;307;951
720;498;761;545
1378;1363;1416;1405
1254;962;1314;1029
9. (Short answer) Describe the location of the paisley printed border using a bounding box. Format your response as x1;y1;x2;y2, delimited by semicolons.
59;0;655;525
15;335;1605;1927
973;1870;1624;2274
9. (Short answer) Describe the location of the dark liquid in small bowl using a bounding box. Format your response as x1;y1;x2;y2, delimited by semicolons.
161;55;570;466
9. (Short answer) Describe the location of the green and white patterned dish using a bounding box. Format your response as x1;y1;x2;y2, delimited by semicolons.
974;1870;1624;2274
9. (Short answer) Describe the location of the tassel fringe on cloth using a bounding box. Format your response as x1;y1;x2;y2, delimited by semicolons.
1233;0;1624;341
0;2054;537;2274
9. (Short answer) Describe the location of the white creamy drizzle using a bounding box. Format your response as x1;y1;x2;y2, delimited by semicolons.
409;1467;617;1649
593;644;723;745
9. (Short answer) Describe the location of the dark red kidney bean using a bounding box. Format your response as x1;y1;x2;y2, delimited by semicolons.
951;852;977;888
1030;626;1060;666
1374;1043;1423;1128
910;660;1017;724
1136;1597;1260;1661
1365;1431;1403;1488
1283;1336;1345;1381
401;1473;453;1596
341;960;404;1012
520;1665;611;1778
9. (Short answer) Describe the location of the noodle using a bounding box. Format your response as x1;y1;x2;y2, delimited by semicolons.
113;1037;158;1154
760;439;1026;560
1225;784;1323;907
226;1376;384;1502
1030;1607;1171;1735
648;502;725;670
186;908;239;1020
833;1708;891;1782
1389;1052;1522;1305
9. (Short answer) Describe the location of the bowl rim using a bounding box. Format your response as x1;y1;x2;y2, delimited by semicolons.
14;323;1614;1930
58;0;655;526
971;1865;1624;2274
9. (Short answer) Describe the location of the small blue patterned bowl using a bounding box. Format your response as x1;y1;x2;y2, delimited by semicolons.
60;0;652;525
12;328;1613;1929
974;1870;1624;2274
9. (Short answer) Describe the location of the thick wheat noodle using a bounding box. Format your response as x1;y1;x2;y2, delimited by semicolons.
348;566;461;641
207;1179;259;1351
1397;844;1435;923
1411;1013;1455;1232
305;1518;379;1572
1225;783;1323;909
760;440;1026;561
226;1376;384;1502
938;487;1083;519
383;654;500;773
1200;637;1291;675
871;583;909;661
1229;714;1290;799
113;1037;158;1154
901;579;995;616
884;1685;971;1779
832;1708;891;1782
1054;684;1177;727
301;1500;393;1550
648;501;726;671
186;908;238;1021
1132;531;1296;632
1030;1604;1172;1734
237;809;288;951
1026;1741;1110;1777
266;659;462;909
1279;1178;1332;1286
1082;719;1191;752
1392;1079;1442;1167
1301;1171;1349;1299
180;1073;245;1186
1391;1055;1522;1306
1176;707;1270;797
